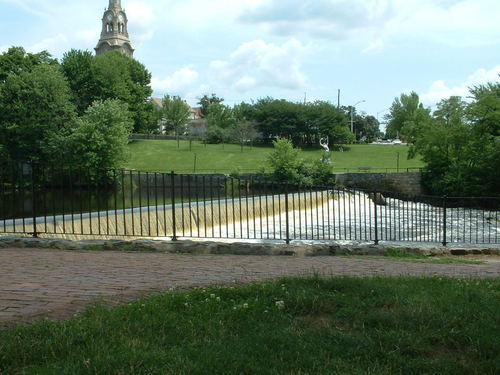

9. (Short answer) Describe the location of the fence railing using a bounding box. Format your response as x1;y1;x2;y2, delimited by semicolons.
0;164;498;245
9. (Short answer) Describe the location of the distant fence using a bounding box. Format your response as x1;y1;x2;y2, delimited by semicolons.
130;134;202;141
0;164;498;246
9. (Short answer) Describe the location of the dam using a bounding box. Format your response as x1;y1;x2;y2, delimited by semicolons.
1;187;498;246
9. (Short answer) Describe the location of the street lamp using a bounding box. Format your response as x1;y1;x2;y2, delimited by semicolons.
350;100;365;134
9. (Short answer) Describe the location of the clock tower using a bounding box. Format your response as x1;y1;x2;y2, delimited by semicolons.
95;0;134;57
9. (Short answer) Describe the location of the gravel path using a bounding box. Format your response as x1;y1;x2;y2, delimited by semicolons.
1;248;499;326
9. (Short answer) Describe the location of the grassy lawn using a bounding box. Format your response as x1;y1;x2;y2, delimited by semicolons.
352;249;487;264
126;140;423;173
1;277;498;375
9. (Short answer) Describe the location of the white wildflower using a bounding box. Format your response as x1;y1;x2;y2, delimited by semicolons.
275;300;285;310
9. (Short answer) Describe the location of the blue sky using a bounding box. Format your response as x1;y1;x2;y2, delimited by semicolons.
1;0;499;120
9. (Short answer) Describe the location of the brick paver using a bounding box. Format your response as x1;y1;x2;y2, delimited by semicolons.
1;248;499;326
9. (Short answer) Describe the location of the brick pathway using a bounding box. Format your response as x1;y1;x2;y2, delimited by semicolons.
1;248;499;327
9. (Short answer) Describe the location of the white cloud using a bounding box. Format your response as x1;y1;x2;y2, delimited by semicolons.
152;66;200;97
209;39;309;92
390;0;500;47
239;0;500;50
421;66;500;105
26;34;69;55
240;0;392;41
124;1;155;43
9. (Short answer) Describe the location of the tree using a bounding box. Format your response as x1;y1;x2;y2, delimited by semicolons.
410;86;500;197
267;138;304;183
198;93;224;117
252;98;303;143
228;121;261;152
384;92;431;140
161;95;191;148
467;82;500;137
0;46;57;83
0;64;76;163
348;113;380;143
66;99;133;184
60;49;96;115
206;103;235;129
307;101;351;146
60;50;155;132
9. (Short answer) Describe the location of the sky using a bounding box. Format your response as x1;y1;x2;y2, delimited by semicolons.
0;0;499;121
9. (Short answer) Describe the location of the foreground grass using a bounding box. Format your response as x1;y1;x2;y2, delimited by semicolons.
1;277;499;375
126;140;423;173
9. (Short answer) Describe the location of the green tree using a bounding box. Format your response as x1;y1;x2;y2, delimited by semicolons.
267;138;304;183
385;92;431;140
161;95;191;147
60;49;96;115
307;101;351;146
410;87;500;197
66;99;132;183
0;64;76;163
467;82;500;137
228;121;261;152
206;103;235;129
349;113;380;143
198;93;224;117
252;98;302;143
0;46;57;83
60;50;154;132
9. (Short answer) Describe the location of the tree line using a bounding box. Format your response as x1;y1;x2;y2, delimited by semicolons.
159;93;382;149
0;47;154;183
383;83;499;197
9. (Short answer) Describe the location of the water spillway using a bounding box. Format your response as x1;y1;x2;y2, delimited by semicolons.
0;190;328;241
1;188;498;245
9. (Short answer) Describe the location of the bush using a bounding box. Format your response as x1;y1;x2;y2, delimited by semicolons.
266;138;334;185
204;126;227;144
67;99;133;184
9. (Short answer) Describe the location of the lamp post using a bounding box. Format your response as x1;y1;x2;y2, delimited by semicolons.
350;100;365;134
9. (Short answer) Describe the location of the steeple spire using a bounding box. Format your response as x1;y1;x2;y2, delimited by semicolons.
95;0;134;57
109;0;121;9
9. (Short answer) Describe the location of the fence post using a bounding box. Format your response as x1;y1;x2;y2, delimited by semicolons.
442;195;447;247
284;184;290;244
170;171;177;241
31;164;38;238
374;192;379;245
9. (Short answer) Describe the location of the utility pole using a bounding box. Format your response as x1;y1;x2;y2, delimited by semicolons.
337;89;341;108
350;100;366;134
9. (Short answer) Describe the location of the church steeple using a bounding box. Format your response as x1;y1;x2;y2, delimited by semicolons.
109;0;121;9
95;0;134;57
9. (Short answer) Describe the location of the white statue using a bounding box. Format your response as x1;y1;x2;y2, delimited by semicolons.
320;137;329;152
319;137;331;164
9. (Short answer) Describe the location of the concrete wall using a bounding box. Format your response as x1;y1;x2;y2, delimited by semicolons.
335;172;424;196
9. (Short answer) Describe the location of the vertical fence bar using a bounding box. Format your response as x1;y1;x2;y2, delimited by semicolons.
284;184;290;244
170;171;177;241
374;192;379;245
442;195;447;246
30;164;38;237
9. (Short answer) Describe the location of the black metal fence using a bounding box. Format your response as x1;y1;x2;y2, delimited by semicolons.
0;164;498;245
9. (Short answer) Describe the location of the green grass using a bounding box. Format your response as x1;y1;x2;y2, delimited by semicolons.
379;248;486;264
126;140;423;173
1;277;499;375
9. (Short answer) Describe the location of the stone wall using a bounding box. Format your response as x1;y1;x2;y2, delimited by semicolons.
1;236;498;256
335;172;424;196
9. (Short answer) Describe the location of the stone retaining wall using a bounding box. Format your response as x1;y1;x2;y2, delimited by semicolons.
1;236;497;257
335;172;424;196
